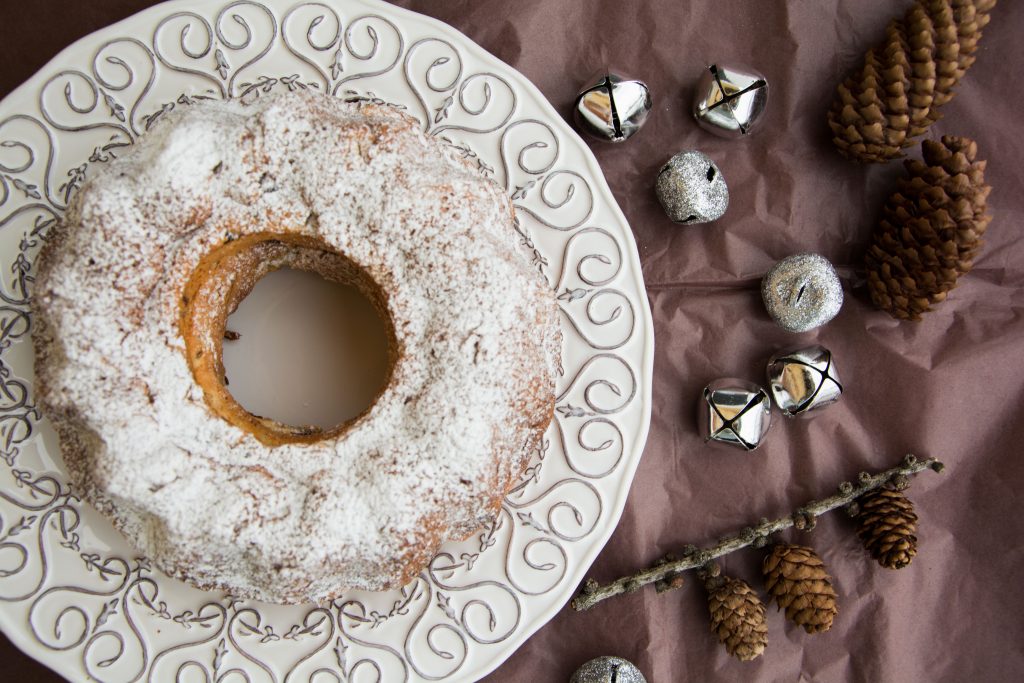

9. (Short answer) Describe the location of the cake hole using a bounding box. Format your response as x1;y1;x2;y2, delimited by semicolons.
221;268;391;431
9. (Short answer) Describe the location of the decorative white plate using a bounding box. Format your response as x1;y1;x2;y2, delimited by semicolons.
0;0;653;680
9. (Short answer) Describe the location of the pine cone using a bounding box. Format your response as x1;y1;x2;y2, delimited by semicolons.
762;544;838;634
865;135;991;320
700;566;768;662
855;489;919;569
828;0;997;163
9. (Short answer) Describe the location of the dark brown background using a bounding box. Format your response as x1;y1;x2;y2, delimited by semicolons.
2;1;1023;681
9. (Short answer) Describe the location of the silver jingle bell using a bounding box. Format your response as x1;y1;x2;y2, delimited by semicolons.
699;379;772;451
570;656;648;683
762;253;844;333
767;345;843;417
573;72;653;143
693;63;769;138
655;150;729;224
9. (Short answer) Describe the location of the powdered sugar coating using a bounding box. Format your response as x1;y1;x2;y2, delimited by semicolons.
32;92;559;604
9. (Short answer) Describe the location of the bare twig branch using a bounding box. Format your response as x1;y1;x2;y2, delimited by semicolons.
570;454;943;612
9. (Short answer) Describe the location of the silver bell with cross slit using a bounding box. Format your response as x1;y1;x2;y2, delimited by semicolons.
699;379;772;451
693;63;769;138
573;72;653;143
570;656;648;683
768;345;843;417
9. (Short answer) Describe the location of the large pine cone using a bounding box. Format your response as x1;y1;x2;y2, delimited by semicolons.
865;135;991;320
855;489;919;569
700;567;768;662
762;544;838;634
828;0;997;163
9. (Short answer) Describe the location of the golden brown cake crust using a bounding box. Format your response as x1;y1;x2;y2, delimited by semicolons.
31;91;559;603
179;231;400;446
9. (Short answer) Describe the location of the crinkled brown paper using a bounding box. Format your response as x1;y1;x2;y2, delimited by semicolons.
2;1;1022;681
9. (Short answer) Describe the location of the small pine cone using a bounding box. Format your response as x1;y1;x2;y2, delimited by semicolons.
855;489;919;569
827;0;997;163
700;567;768;662
762;544;838;634
865;135;991;320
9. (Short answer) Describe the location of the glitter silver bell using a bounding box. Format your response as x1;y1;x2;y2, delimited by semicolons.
699;379;772;451
762;253;843;333
573;73;653;143
655;151;729;224
693;63;769;138
570;656;648;683
767;345;843;417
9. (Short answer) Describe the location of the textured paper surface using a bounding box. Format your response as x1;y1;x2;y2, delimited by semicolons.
2;1;1023;681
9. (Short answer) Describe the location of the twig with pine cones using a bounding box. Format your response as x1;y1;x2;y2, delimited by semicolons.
570;454;941;661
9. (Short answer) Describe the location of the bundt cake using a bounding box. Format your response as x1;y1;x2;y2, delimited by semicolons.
31;91;559;603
